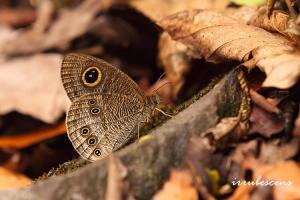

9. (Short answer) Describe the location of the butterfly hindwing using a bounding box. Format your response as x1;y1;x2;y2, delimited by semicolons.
66;93;149;161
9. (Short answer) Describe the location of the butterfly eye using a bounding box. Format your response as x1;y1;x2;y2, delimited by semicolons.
90;107;100;114
82;67;102;87
81;127;90;136
87;136;98;146
94;148;101;157
88;99;96;105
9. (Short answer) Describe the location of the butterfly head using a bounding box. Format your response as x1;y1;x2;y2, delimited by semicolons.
148;92;160;107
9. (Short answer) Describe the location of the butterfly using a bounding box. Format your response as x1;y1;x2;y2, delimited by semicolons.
61;54;159;161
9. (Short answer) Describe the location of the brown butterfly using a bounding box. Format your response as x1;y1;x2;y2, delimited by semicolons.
61;54;159;161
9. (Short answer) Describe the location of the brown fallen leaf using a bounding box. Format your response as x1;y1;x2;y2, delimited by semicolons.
249;7;300;45
293;104;300;137
249;104;284;137
203;117;240;141
244;160;300;200
258;139;299;164
185;136;215;196
249;89;281;114
158;32;190;98
158;10;300;89
229;184;254;200
0;54;70;123
0;122;66;149
1;0;103;56
222;6;257;24
230;138;300;200
152;169;198;200
105;155;130;200
0;8;36;27
0;167;32;190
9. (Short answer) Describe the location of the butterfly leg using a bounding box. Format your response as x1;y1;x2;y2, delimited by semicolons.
155;107;174;117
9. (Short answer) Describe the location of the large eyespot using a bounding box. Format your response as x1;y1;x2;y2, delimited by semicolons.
82;67;102;87
90;107;100;115
80;127;90;136
87;136;98;146
94;148;101;157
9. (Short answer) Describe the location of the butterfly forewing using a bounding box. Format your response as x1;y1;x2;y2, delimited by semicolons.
61;53;145;102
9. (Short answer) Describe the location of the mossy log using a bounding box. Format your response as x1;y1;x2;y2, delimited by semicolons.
0;68;245;200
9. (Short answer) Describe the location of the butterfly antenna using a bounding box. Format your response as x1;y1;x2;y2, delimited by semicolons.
152;81;173;94
156;72;166;82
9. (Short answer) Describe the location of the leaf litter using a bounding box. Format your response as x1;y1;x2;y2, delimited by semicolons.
0;0;300;199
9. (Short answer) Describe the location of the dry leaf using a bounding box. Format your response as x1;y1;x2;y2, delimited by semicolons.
293;105;300;137
249;160;300;200
184;137;216;200
203;117;240;140
1;0;102;56
258;140;299;164
0;122;66;149
249;105;284;137
152;169;198;200
0;167;32;190
105;156;129;200
249;89;281;114
0;54;70;123
222;7;257;24
0;8;36;27
158;32;190;98
127;0;230;22
158;10;300;89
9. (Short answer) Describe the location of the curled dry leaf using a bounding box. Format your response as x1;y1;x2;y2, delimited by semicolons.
249;89;281;114
203;117;240;141
0;167;32;190
249;7;300;43
158;32;190;98
152;169;198;200
0;122;66;149
158;10;300;89
0;54;70;123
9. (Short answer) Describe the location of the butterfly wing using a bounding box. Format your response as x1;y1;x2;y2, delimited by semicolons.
66;92;152;161
61;53;145;102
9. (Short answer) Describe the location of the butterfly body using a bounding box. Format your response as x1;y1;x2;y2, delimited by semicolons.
61;54;158;161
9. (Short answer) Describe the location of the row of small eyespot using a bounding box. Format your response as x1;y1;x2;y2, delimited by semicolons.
80;126;101;157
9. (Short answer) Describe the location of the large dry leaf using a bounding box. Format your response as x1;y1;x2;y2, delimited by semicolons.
158;10;300;89
0;54;70;123
0;0;102;56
